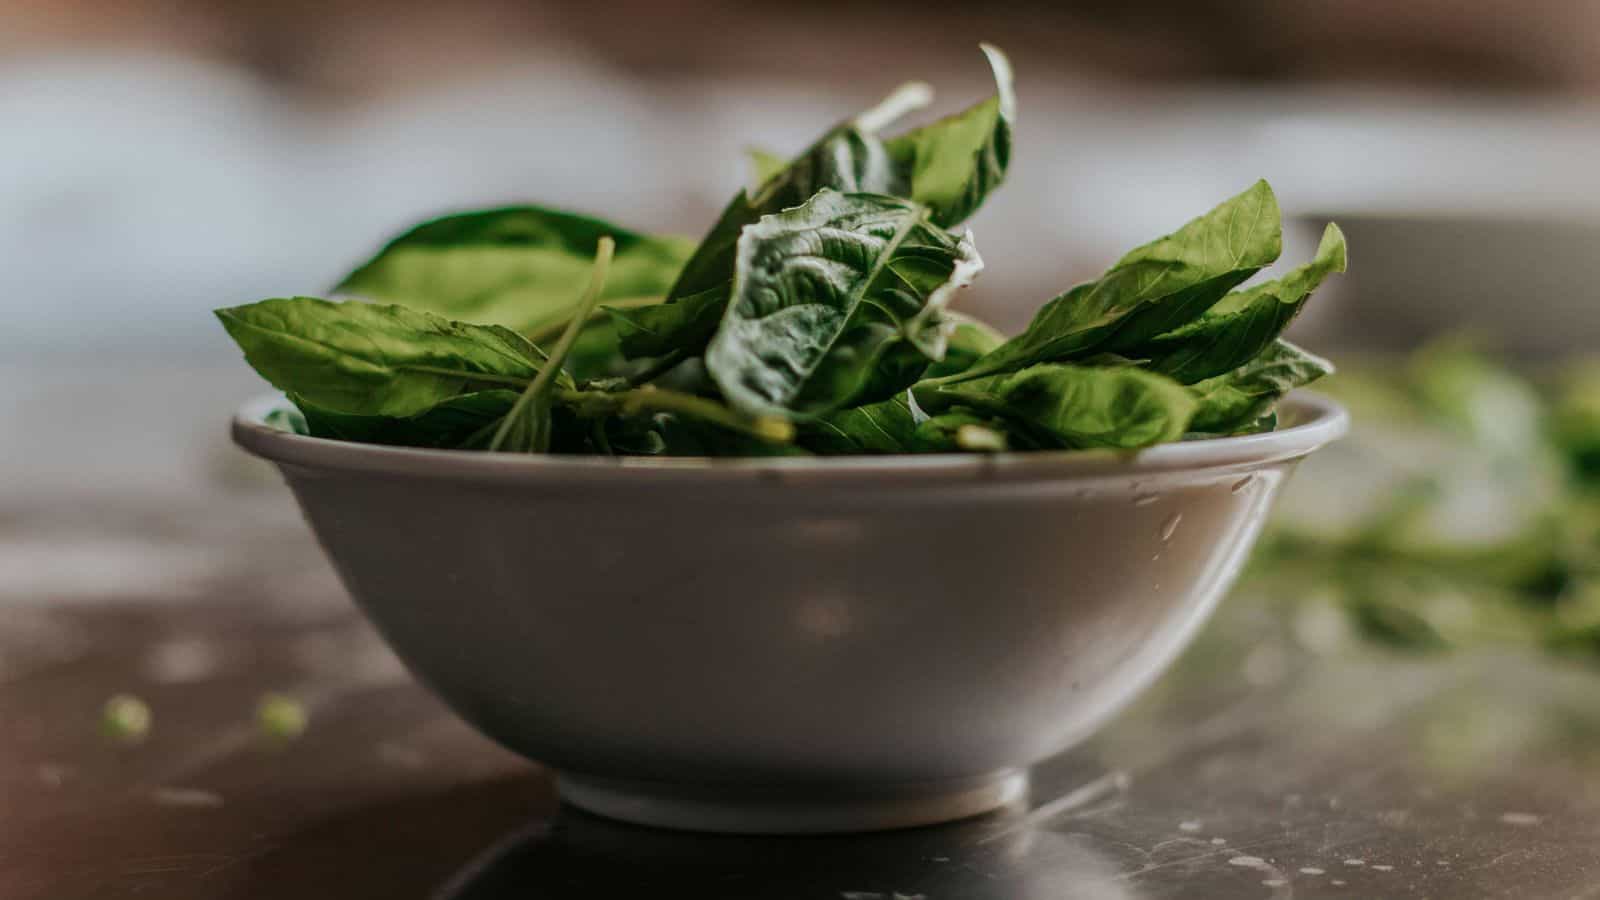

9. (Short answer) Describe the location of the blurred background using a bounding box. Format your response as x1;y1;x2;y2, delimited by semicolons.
7;5;1600;895
8;0;1600;356
4;1;1600;681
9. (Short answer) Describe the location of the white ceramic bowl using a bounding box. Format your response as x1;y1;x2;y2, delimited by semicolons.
233;393;1347;834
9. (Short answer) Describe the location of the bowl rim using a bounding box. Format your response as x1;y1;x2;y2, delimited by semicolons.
233;392;1348;485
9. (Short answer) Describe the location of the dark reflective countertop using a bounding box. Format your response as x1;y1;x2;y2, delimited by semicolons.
4;362;1600;899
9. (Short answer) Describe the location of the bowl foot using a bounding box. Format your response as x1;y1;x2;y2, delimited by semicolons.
555;769;1029;835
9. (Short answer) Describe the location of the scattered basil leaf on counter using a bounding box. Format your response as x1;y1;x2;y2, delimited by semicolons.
256;693;309;742
101;694;152;745
217;45;1345;458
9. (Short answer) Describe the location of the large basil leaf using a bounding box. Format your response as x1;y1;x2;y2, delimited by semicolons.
1133;223;1346;384
717;81;936;262
705;190;983;417
955;180;1282;381
1188;339;1333;434
884;43;1015;228
216;297;544;416
334;206;693;334
662;127;906;312
922;363;1197;449
633;50;1013;362
293;390;517;448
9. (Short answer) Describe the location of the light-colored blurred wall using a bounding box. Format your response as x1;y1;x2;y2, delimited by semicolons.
5;0;1600;357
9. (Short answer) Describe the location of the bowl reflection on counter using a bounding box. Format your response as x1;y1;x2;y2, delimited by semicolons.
436;807;1134;900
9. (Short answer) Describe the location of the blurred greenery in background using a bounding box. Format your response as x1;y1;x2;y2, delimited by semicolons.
1246;340;1600;657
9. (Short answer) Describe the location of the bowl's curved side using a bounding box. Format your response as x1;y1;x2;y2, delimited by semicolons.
267;455;1295;782
239;394;1345;830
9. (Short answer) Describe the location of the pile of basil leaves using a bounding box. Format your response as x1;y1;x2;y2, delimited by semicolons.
219;46;1347;457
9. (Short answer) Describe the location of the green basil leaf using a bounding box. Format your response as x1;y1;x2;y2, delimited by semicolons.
561;317;634;383
651;415;814;457
1239;411;1279;434
609;285;727;361
958;180;1282;380
1188;339;1333;433
926;363;1197;449
664;128;905;310
262;402;309;435
216;297;543;416
884;43;1015;228
636;50;1011;362
292;390;518;448
924;311;1006;378
334;206;692;334
799;394;920;454
705;190;983;417
1553;359;1600;479
913;410;1011;452
489;236;616;454
1133;223;1346;383
641;108;918;358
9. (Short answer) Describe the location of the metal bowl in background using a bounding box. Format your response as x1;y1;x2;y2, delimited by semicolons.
232;394;1347;834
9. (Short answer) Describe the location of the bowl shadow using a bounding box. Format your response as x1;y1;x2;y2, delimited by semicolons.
434;804;1134;900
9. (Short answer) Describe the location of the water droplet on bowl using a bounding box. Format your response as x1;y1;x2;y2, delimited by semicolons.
1231;474;1255;494
1133;493;1161;506
1159;513;1183;542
